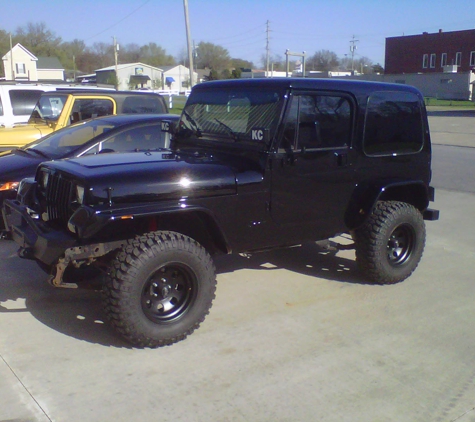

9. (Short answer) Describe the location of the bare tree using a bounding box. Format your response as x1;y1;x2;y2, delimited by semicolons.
307;50;340;72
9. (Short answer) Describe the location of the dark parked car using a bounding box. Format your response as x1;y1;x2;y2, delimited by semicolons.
3;78;439;348
0;113;179;233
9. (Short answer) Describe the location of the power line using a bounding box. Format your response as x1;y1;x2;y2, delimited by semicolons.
84;0;152;42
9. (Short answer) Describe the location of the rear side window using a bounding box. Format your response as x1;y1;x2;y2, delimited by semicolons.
10;90;44;116
121;96;166;113
363;91;424;156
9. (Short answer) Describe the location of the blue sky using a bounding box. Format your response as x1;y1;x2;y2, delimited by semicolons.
1;0;473;67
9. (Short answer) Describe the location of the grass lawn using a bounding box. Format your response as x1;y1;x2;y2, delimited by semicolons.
424;98;475;107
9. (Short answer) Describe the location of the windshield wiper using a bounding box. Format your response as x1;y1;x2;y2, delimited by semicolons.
182;110;202;137
214;118;240;142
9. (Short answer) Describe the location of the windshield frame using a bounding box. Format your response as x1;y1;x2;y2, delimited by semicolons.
28;93;69;124
175;86;286;148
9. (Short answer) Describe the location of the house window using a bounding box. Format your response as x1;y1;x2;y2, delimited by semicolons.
430;54;436;68
15;63;26;75
455;52;462;66
441;53;447;67
422;54;429;68
470;51;475;67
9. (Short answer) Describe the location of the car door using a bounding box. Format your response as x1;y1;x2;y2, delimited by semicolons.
270;90;356;240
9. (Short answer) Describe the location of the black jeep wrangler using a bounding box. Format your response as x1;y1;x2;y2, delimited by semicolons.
3;78;439;347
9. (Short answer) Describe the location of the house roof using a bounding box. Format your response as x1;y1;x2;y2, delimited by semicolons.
37;56;64;70
2;43;38;61
96;62;162;72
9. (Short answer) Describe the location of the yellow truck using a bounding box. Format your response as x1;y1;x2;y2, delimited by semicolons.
0;90;168;151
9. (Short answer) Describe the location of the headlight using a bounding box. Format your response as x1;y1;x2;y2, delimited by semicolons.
0;181;20;191
76;185;85;205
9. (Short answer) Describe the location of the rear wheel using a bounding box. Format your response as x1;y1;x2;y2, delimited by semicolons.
353;201;426;284
102;231;216;348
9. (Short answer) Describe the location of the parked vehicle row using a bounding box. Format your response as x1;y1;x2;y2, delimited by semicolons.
0;89;168;151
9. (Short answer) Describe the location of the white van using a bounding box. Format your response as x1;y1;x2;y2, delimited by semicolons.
0;84;60;127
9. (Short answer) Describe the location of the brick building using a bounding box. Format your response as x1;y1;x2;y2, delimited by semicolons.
385;29;475;74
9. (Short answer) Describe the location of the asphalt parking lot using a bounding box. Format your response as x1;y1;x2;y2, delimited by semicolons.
1;108;475;422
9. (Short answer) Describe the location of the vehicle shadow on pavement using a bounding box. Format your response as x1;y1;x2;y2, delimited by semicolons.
215;241;369;285
0;240;367;349
0;244;131;348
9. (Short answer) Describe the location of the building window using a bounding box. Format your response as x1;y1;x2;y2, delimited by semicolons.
470;51;475;67
422;54;429;68
441;53;447;67
15;63;26;75
455;52;462;66
430;54;436;68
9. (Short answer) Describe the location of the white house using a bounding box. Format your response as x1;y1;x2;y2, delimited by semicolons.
2;43;64;82
161;65;197;93
95;63;163;91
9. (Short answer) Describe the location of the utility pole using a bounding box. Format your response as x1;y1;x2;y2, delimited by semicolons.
349;35;359;73
9;33;14;81
113;37;119;90
266;20;270;77
183;0;194;88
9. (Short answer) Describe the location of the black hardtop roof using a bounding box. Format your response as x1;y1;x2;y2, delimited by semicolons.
194;78;423;97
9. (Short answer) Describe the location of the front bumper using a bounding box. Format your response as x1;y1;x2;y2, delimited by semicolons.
2;198;77;265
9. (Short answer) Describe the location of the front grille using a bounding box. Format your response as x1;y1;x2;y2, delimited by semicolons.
44;171;75;225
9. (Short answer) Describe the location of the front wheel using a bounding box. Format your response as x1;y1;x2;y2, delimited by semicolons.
102;231;216;348
352;201;426;284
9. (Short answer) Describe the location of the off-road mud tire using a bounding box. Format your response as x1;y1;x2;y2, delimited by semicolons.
102;231;216;348
353;201;426;284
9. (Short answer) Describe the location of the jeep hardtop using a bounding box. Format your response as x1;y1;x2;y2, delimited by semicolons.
0;89;168;151
3;78;439;347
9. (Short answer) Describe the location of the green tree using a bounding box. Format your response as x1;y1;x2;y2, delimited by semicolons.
139;43;175;67
196;42;230;72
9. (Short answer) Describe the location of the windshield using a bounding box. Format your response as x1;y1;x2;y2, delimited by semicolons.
23;119;117;159
28;94;68;123
177;87;284;145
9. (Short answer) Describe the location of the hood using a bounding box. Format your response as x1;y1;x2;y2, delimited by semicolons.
0;123;52;149
0;150;43;183
44;151;249;204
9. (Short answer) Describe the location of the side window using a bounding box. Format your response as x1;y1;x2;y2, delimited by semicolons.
121;96;165;113
96;124;167;153
69;99;114;124
363;91;424;156
281;94;351;150
10;90;43;116
0;97;3;116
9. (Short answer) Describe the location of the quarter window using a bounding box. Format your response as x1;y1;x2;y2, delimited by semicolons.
10;90;43;116
363;91;424;156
